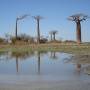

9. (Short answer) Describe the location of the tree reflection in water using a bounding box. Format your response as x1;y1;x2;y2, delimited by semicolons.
50;51;58;60
11;51;34;73
0;51;34;73
76;64;81;74
16;57;19;73
36;51;48;74
0;50;49;74
65;55;90;74
0;51;11;61
37;51;40;74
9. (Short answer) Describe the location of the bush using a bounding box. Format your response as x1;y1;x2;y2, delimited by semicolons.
0;37;6;44
10;34;35;44
64;40;76;43
10;37;16;44
40;38;48;43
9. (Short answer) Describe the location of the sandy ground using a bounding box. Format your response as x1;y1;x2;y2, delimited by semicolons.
0;80;90;90
0;75;90;90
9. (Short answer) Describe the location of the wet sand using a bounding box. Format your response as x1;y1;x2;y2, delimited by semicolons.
0;80;90;90
0;75;90;90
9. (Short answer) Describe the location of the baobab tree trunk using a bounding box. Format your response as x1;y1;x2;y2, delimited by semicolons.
76;21;81;44
53;34;56;41
50;34;52;41
37;19;40;44
15;19;18;39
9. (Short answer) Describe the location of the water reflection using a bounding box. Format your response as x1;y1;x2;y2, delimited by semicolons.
0;51;35;73
50;51;58;60
76;64;81;74
0;51;10;61
16;57;19;73
36;51;48;74
0;51;64;75
11;51;34;60
66;55;90;75
70;55;90;64
11;51;34;73
84;65;90;75
37;51;40;74
0;51;90;78
11;51;48;74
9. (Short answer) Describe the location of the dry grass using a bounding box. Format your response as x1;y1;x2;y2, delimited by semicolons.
0;43;90;54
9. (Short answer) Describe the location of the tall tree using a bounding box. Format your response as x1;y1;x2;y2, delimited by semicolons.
33;15;43;44
49;31;53;41
68;14;88;44
15;15;29;39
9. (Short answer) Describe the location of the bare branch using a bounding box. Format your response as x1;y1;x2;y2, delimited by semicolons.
32;15;44;20
68;13;89;22
17;14;30;21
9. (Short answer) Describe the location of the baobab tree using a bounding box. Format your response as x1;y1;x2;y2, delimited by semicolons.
49;31;53;41
33;15;43;44
15;14;29;39
68;14;88;44
50;30;58;41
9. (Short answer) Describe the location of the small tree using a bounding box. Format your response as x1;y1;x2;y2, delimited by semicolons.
0;37;5;43
49;30;58;41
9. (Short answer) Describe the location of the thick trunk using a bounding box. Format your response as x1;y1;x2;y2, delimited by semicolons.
37;19;40;44
53;34;56;41
76;21;81;44
51;34;52;41
15;19;18;39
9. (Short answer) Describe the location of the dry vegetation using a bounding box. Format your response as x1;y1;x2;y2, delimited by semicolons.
0;43;90;54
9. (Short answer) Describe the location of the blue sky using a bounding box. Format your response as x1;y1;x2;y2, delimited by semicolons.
0;0;90;42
